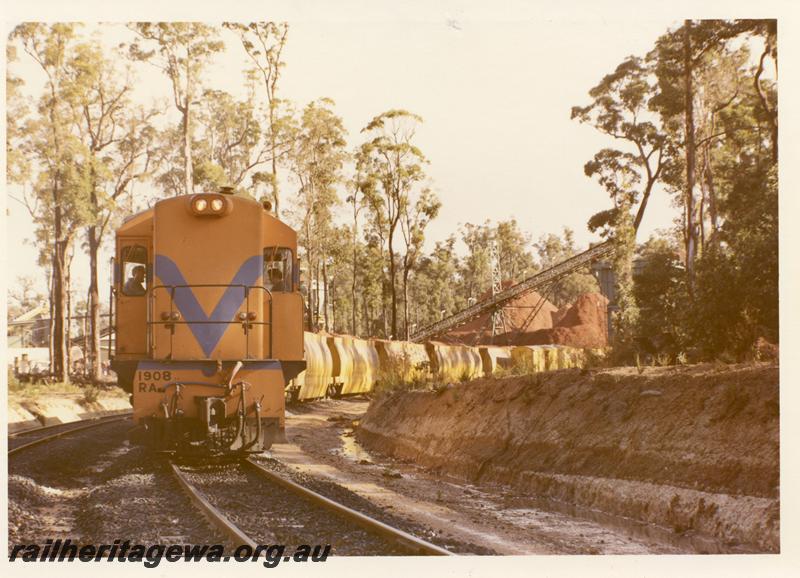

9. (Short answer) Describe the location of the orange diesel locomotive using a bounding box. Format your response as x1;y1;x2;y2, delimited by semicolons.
110;187;305;455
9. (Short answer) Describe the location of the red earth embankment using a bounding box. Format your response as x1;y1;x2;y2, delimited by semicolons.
357;363;779;551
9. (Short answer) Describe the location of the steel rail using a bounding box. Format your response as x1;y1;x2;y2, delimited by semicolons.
244;458;453;556
8;414;132;456
9;411;132;438
169;463;258;549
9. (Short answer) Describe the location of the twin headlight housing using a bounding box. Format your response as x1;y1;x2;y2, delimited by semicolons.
189;194;231;217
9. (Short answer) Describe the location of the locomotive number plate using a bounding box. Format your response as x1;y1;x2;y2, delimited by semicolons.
136;370;173;393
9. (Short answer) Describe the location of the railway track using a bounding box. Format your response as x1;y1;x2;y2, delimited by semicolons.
170;458;453;556
8;413;132;456
9;412;454;555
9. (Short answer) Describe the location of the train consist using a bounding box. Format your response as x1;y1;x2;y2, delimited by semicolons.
109;187;599;456
287;331;599;402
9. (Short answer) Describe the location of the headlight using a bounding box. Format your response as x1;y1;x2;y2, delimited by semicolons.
194;198;208;212
211;198;224;212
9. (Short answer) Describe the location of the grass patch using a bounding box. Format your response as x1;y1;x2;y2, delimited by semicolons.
374;353;433;395
8;368;126;401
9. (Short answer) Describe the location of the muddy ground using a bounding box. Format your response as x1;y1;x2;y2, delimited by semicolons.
356;363;779;553
272;391;767;554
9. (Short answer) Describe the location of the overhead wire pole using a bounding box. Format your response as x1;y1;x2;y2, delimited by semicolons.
410;241;614;343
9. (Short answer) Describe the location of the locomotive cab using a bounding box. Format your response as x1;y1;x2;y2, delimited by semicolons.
110;188;305;456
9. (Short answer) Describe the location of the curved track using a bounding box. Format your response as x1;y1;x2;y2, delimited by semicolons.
170;458;452;556
8;414;132;456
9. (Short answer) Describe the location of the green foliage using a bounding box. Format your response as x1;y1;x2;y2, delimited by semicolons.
374;352;431;394
285;98;349;331
633;236;688;357
572;55;667;234
611;197;639;361
358;109;431;338
223;22;290;215
6;44;30;185
407;236;463;334
495;219;538;283
687;167;777;359
576;19;778;363
534;227;599;307
8;375;85;398
455;219;538;307
82;384;100;404
128;23;225;195
457;221;494;301
194;88;267;188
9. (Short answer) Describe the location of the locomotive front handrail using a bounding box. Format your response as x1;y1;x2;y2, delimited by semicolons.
146;283;274;359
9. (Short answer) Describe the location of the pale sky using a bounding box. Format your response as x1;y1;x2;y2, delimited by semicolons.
0;3;769;301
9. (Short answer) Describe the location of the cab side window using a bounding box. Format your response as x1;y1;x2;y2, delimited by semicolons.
264;247;293;292
121;245;148;296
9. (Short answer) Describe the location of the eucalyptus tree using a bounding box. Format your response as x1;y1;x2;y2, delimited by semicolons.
358;110;428;339
224;22;289;215
345;174;367;335
66;40;158;381
571;56;667;236
458;221;493;302
534;228;599;307
6;44;30;186
575;19;779;359
408;236;460;333
495;219;537;284
399;187;440;339
10;23;92;382
196;87;267;189
648;19;755;290
692;42;748;250
751;20;777;163
128;23;224;196
286;99;349;331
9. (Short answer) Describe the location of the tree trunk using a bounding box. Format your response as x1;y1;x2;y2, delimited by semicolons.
330;274;336;333
270;103;280;217
52;237;68;383
48;267;55;374
351;260;358;336
351;210;358;336
633;164;659;232
402;265;410;340
683;20;698;293
322;258;330;332
381;282;388;338
306;250;314;331
182;102;194;195
702;139;720;248
314;262;321;331
87;224;102;382
387;234;398;339
66;264;72;376
83;312;89;377
363;298;370;338
754;30;778;165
